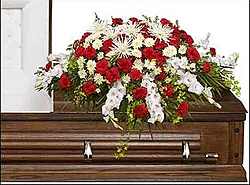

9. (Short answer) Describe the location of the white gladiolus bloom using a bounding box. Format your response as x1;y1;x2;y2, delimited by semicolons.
168;57;181;69
132;49;142;58
179;57;188;69
50;65;63;78
178;45;187;54
199;32;210;50
188;82;204;95
94;74;104;85
78;69;87;79
86;60;96;74
202;87;222;109
144;38;155;47
77;57;85;69
132;59;143;71
163;46;177;57
92;39;103;50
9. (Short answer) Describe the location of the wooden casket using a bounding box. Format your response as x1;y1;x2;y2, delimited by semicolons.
1;90;247;182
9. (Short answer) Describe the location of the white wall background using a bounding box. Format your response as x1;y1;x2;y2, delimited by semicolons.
52;0;249;183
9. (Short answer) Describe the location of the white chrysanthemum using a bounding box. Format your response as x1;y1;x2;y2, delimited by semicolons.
133;59;143;71
132;39;143;48
178;45;187;54
132;49;142;58
122;22;143;38
78;69;87;79
88;19;108;33
137;34;145;41
144;38;155;47
86;60;96;74
94;73;104;85
102;27;119;40
97;52;104;60
122;74;131;84
163;46;177;57
92;39;103;50
153;67;162;76
148;23;173;42
77;57;85;69
144;59;156;70
111;37;133;57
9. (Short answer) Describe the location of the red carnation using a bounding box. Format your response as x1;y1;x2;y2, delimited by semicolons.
129;17;139;24
160;18;171;25
106;67;120;83
45;61;52;72
155;39;167;50
210;47;216;57
187;47;200;62
169;35;180;48
75;46;85;58
141;24;149;33
172;26;181;37
118;58;133;73
96;59;109;75
112;18;123;25
183;34;194;46
155;69;167;81
203;61;211;73
82;81;96;96
142;47;157;60
132;87;147;100
134;104;148;118
176;102;189;116
130;69;142;81
162;84;175;97
143;33;151;38
102;39;113;53
59;73;71;90
80;32;91;43
83;46;96;60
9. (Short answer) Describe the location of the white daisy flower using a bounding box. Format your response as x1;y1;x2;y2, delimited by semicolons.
144;38;155;47
86;60;96;74
126;94;133;102
133;59;144;71
132;39;143;48
97;52;104;60
148;23;173;43
163;46;177;57
111;37;133;58
94;73;104;85
92;39;103;50
178;45;187;54
77;57;86;69
122;74;131;84
153;67;162;76
144;59;156;70
132;49;142;58
78;69;87;79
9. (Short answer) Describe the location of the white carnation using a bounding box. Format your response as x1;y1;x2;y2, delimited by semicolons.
132;49;142;58
77;57;85;69
122;74;131;84
163;45;177;57
132;39;143;48
94;73;104;85
92;39;103;50
133;59;144;71
78;69;87;79
86;60;96;74
144;59;156;70
178;45;187;55
144;38;155;47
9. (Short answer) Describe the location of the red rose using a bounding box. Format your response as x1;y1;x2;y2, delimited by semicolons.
75;46;85;58
129;17;139;24
203;61;211;73
59;73;71;89
155;39;167;50
83;46;96;60
132;87;147;100
117;58;133;73
176;102;189;116
102;39;113;53
82;81;96;96
169;35;180;48
112;18;123;25
160;18;171;25
80;32;91;43
45;61;52;72
142;47;157;60
187;47;200;62
130;69;142;81
134;104;148;118
183;34;194;46
96;59;109;75
106;67;120;83
162;84;175;97
210;47;216;57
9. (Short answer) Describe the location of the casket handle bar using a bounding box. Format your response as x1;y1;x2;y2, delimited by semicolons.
83;141;92;160
182;141;190;159
205;153;219;158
